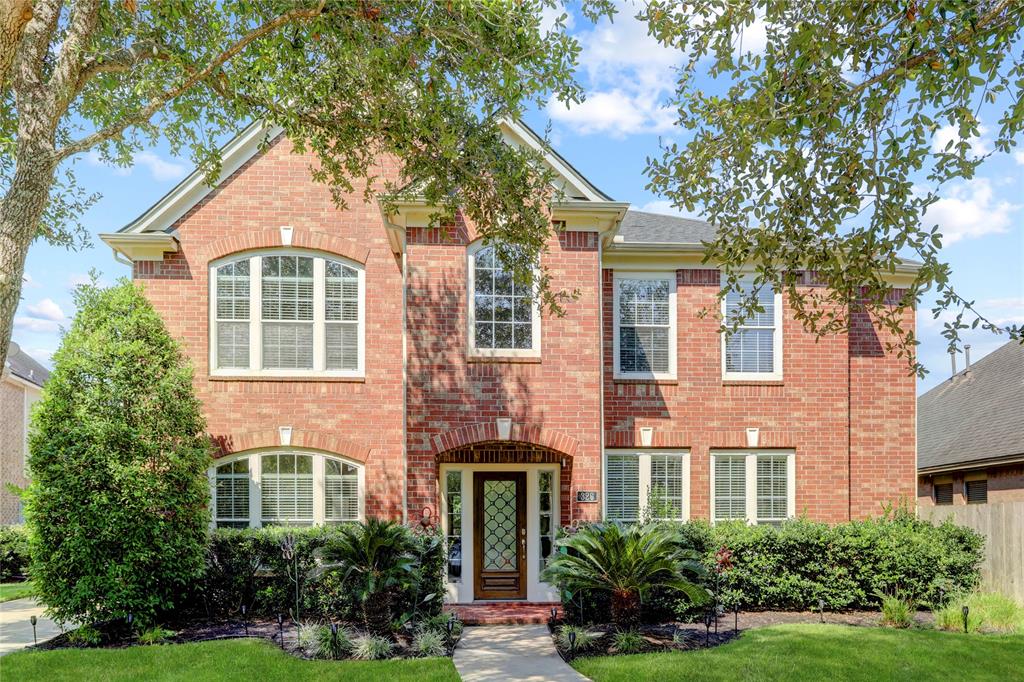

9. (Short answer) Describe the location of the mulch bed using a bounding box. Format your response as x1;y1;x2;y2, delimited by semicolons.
550;609;936;660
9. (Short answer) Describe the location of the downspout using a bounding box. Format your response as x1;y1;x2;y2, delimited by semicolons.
402;248;409;525
847;323;853;521
596;236;605;526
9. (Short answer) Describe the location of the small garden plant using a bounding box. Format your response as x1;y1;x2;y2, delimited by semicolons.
935;592;1024;634
876;590;915;628
556;624;600;653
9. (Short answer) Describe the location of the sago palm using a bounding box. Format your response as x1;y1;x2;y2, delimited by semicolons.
541;522;708;628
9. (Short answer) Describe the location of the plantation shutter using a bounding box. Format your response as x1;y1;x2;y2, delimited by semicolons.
934;482;954;505
618;278;671;373
650;454;685;520
324;458;360;522
260;453;314;525
725;283;776;374
215;459;250;528
965;479;988;504
215;260;250;369
606;454;640;521
714;455;747;521
325;260;360;370
756;454;789;523
261;256;314;369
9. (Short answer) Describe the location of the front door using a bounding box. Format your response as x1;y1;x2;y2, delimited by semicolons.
474;472;527;600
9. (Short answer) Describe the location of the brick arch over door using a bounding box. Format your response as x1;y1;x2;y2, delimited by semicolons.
198;227;370;265
430;422;580;458
211;428;371;463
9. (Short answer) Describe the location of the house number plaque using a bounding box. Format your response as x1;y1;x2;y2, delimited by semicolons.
576;491;598;503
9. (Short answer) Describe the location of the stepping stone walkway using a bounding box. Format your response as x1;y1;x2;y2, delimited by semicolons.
454;624;589;682
0;598;62;656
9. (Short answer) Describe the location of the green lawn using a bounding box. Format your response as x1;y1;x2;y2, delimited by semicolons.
3;638;459;681
574;624;1024;682
0;581;34;602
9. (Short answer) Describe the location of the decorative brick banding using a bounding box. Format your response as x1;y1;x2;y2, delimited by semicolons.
211;428;371;463
198;227;370;265
431;423;580;458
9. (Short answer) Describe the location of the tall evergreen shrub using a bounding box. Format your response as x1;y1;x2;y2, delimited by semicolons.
25;280;211;626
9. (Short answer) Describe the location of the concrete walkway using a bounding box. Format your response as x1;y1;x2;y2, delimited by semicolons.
0;598;62;656
453;625;589;682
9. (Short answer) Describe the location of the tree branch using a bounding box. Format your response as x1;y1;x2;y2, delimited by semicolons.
48;0;102;120
55;1;327;162
75;39;168;91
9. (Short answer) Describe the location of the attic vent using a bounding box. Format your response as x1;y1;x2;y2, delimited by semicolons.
965;479;988;505
934;482;953;505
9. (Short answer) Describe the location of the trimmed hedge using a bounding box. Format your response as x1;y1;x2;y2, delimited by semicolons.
560;510;984;623
180;525;445;625
0;525;30;581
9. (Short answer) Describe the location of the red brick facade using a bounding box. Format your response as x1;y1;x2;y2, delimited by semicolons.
131;135;916;528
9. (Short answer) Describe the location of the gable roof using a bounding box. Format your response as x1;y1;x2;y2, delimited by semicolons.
614;210;717;245
918;340;1024;472
6;342;49;388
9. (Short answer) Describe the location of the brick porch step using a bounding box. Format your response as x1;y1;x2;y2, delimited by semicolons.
445;601;560;625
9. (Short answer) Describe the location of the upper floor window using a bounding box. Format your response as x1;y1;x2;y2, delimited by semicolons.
722;279;782;381
211;450;363;528
467;243;541;358
711;450;794;525
613;273;677;380
210;250;364;377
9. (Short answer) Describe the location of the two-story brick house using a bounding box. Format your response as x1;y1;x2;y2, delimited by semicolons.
101;120;917;604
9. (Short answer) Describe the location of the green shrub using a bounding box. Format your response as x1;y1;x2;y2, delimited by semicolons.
137;626;174;645
0;525;30;581
419;612;463;640
876;590;915;628
352;634;394;660
935;593;1024;634
25;281;211;628
542;523;707;628
411;629;446;657
556;624;600;652
314;624;354;659
68;624;103;647
611;629;645;654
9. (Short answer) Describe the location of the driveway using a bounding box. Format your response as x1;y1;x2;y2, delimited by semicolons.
0;598;61;656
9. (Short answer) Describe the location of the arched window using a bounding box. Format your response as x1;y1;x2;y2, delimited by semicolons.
209;250;364;376
210;450;364;528
467;242;541;358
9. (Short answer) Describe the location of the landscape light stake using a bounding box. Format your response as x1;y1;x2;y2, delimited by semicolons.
734;604;739;633
703;611;713;647
550;606;558;624
446;616;456;643
241;604;248;636
277;613;285;646
962;605;970;634
281;534;300;622
126;612;134;642
568;629;577;660
30;615;37;645
330;622;339;655
819;598;825;624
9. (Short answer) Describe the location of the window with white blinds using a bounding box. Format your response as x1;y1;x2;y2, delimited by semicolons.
723;280;782;379
614;273;676;379
208;450;363;528
712;450;794;524
605;451;689;522
209;250;364;376
468;243;541;357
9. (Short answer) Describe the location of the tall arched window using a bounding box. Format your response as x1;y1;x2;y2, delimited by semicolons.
209;250;364;376
467;242;541;358
210;450;364;528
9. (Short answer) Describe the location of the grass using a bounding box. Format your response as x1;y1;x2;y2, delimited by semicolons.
2;637;459;682
574;624;1024;682
935;593;1024;634
0;580;34;602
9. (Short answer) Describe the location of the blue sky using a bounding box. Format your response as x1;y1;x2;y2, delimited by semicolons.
14;2;1023;395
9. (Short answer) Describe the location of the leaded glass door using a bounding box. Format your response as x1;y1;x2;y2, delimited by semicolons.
473;472;526;599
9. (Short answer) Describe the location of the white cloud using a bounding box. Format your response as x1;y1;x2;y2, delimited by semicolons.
540;2;574;33
923;178;1018;245
636;199;704;221
14;317;61;333
932;124;991;157
549;90;676;137
1014;150;1024;166
24;298;65;322
85;149;187;181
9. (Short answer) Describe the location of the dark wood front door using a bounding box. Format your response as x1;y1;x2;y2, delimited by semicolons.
474;472;527;600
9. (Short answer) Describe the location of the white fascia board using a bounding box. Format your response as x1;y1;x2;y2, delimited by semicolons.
499;119;612;202
118;121;284;235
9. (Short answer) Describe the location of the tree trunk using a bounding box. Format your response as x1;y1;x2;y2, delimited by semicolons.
611;588;640;630
362;588;394;637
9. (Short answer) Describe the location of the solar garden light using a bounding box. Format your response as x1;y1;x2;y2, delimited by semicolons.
567;629;577;659
703;610;714;646
330;622;339;649
818;598;825;624
126;612;134;641
550;606;558;623
962;605;970;634
277;613;285;645
30;615;38;645
241;604;249;636
734;604;740;633
446;616;457;643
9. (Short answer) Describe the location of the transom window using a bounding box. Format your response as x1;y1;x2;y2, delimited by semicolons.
722;280;783;380
210;450;363;528
467;243;541;358
210;250;364;376
613;273;677;379
711;450;794;525
605;450;689;522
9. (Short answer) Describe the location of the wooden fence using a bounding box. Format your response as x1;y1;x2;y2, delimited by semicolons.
920;500;1024;602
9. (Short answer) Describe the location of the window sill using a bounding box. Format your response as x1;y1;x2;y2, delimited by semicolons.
209;374;366;383
722;378;784;386
613;377;678;385
467;355;542;364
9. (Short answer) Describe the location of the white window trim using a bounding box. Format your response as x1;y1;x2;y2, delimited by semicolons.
612;271;677;381
720;279;783;381
208;248;366;378
466;241;542;359
603;449;690;522
710;449;796;525
208;449;365;529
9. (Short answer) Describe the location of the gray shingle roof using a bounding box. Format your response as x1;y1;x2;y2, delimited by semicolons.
6;342;49;388
616;210;717;244
917;340;1024;471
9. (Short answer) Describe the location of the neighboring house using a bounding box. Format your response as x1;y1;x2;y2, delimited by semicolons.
918;341;1024;507
1;342;49;525
99;120;917;604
